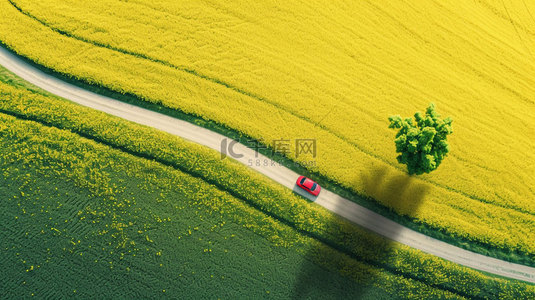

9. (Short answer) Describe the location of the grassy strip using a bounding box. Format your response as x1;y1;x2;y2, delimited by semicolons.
0;45;533;269
0;74;533;298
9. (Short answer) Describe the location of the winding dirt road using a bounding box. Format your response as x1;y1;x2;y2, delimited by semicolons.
1;45;533;283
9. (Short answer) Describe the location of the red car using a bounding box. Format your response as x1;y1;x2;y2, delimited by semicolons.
296;176;321;196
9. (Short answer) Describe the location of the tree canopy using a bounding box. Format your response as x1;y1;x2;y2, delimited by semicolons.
388;103;453;175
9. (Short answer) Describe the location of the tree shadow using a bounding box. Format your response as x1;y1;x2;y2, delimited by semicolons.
360;165;429;219
292;165;429;299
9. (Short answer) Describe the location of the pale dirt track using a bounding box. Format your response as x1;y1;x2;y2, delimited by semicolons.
1;46;533;283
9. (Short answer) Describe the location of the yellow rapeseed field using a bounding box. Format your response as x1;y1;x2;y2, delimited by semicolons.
0;0;534;255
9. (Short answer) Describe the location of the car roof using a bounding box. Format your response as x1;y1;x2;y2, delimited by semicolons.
303;178;314;188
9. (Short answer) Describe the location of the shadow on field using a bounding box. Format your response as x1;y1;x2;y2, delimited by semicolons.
292;165;429;299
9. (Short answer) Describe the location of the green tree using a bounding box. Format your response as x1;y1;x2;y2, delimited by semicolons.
388;103;453;175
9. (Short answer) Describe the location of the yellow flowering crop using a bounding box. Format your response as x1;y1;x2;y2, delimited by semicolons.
0;0;534;256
